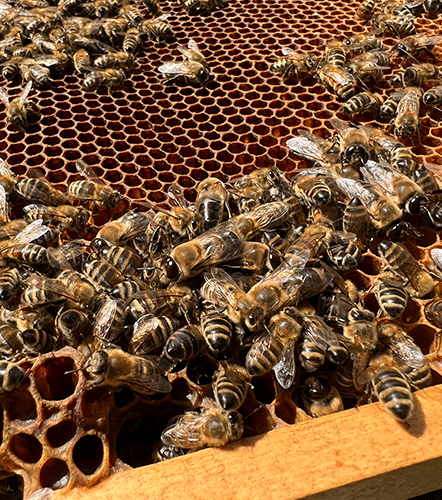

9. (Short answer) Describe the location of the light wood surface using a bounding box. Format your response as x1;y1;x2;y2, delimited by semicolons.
54;384;442;500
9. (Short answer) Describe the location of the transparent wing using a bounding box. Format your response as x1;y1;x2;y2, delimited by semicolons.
161;411;210;448
286;136;329;163
274;341;296;390
13;219;49;244
168;183;188;209
19;80;33;106
281;46;297;57
0;85;9;107
75;159;103;184
158;61;194;76
0;185;9;223
0;158;15;179
392;342;426;369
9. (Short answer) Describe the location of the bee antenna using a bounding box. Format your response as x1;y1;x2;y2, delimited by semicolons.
64;367;83;375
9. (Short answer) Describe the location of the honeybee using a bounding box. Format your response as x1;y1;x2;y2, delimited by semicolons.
195;177;230;232
368;351;413;421
245;263;334;332
139;0;162;14
214;365;250;411
374;273;409;319
372;12;416;37
286;130;340;172
391;63;439;88
141;14;173;42
83;257;125;291
95;244;141;276
357;0;377;18
378;241;435;298
0;220;28;241
179;0;228;14
292;174;332;209
163;324;204;362
0;243;48;267
0;56;22;81
0;159;17;196
423;85;442;107
344;34;386;53
270;46;318;79
16;177;68;206
393;87;423;139
380;95;400;119
301;376;344;417
101;18;129;42
68;160;121;210
83;68;126;91
424;297;442;332
316;291;356;332
360;159;427;215
0;267;21;302
325;39;346;68
86;348;172;395
23;204;90;233
93;51;134;69
201;306;233;354
55;307;91;348
129;314;180;355
161;404;243;450
393;34;442;59
159;39;211;86
93;211;151;249
230;168;272;213
92;297;128;346
317;62;355;100
335;176;402;231
0;361;26;394
377;322;431;389
21;328;54;354
342;197;369;249
19;61;51;87
348;51;390;82
0;80;33;130
330;118;370;172
297;311;348;372
0;322;25;357
123;27;142;54
246;306;302;388
343;91;383;117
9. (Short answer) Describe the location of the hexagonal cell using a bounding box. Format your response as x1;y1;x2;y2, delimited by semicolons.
46;420;77;448
34;357;78;401
39;459;70;490
72;435;104;476
10;433;42;464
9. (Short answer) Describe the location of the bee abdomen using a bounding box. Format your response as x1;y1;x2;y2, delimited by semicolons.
0;268;21;302
298;339;326;372
83;259;124;289
164;326;203;361
201;313;233;353
373;369;413;421
215;378;248;411
199;199;223;231
402;364;432;390
377;283;408;318
246;337;283;377
0;361;26;393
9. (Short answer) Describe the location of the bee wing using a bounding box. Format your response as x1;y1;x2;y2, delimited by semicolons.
303;315;339;350
431;248;442;271
161;411;209;448
353;348;372;392
156;13;170;20
124;363;172;394
13;219;49;244
335;177;376;206
416;35;442;48
274;340;296;390
24;274;78;302
0;185;9;223
286;136;329;164
0;85;9;107
18;80;33;106
323;66;354;85
47;243;83;271
110;211;152;241
0;158;15;179
158;61;193;76
202;267;246;305
281;46;297;57
75;159;103;184
392;342;426;369
360;161;398;196
168;183;188;209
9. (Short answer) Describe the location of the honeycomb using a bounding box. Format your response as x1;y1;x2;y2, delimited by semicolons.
0;0;441;497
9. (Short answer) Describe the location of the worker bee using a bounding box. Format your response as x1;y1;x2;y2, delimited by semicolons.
348;51;390;82
83;68;126;91
92;297;128;346
23;204;90;233
161;404;243;450
163;324;204;362
373;273;409;319
20;327;54;354
422;0;442;14
214;365;250;411
16;177;68;206
68;160;121;210
393;34;442;59
195;177;230;232
85;348;172;395
423;85;442;107
101;17;129;42
129;314;180;355
0;56;23;81
357;0;377;18
93;51;134;69
152;443;186;463
391;63;439;88
377;322;431;389
141;14;173;42
0;80;34;130
201;306;234;354
331;118;370;172
343;91;384;117
360;159;427;215
317;62;355;100
293;174;333;208
378;241;435;298
372;12;416;37
139;0;162;14
0;361;26;394
55;307;91;348
297;311;348;372
393;87;423;140
301;376;344;417
245;306;302;388
123;27;142;55
93;211;151;249
0;322;25;357
270;46;318;79
0;267;21;303
380;95;400;119
159;39;211;86
94;244;141;276
335;176;402;232
344;34;386;53
0;243;48;267
368;351;413;421
179;0;228;14
325;39;347;68
82;257;125;291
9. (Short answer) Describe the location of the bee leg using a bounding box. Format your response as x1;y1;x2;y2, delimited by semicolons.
424;47;437;59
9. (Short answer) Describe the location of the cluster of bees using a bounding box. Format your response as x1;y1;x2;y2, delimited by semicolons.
270;5;442;141
0;0;177;129
0;119;441;470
